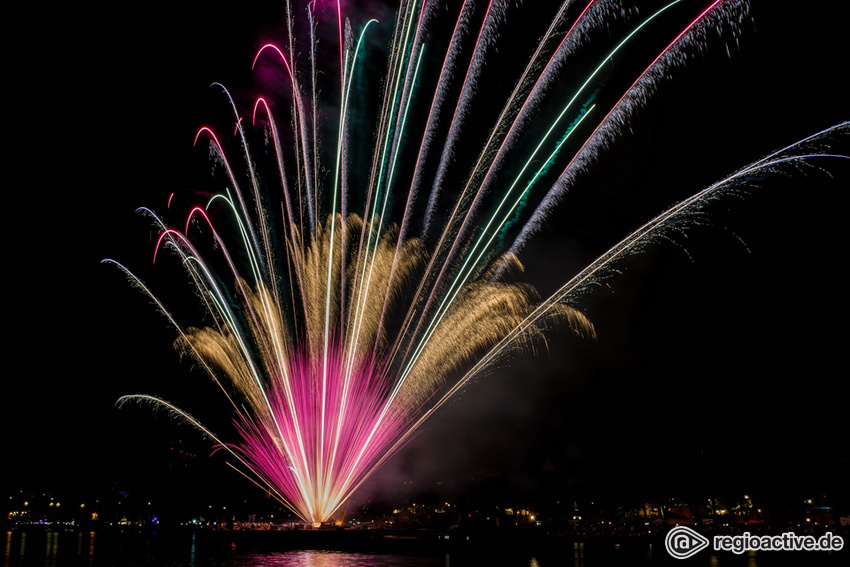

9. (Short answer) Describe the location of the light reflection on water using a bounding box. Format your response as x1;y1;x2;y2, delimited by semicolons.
573;541;584;567
2;530;847;567
231;550;441;567
3;532;449;567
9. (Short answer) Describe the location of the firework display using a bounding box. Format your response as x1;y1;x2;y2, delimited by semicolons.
105;0;848;525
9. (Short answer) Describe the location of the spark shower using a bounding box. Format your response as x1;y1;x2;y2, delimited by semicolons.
105;0;848;525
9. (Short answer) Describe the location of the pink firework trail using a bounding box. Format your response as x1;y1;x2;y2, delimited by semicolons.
105;0;848;525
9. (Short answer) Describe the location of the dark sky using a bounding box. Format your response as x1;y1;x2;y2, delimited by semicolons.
5;0;848;513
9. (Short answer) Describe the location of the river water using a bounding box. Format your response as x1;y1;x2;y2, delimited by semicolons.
3;529;846;567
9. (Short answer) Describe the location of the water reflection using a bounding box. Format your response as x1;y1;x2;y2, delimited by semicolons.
573;541;585;567
45;532;59;567
2;531;844;567
231;550;441;567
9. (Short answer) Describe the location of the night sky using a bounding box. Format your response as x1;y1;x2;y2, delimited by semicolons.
6;0;848;514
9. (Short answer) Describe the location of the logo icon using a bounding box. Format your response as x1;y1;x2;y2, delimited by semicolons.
665;525;710;559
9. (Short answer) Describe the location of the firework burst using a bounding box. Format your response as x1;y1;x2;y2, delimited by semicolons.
106;0;848;525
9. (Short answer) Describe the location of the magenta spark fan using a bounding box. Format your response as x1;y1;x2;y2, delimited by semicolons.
105;0;848;525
